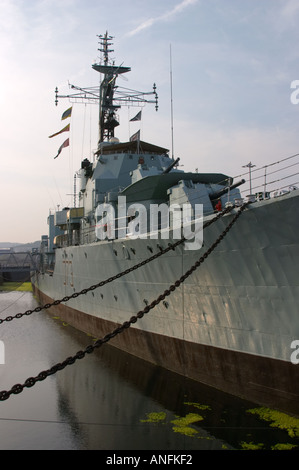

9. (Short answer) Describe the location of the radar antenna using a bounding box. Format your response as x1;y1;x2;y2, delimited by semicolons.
54;32;158;144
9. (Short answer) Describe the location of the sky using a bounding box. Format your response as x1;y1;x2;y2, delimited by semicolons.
1;0;299;243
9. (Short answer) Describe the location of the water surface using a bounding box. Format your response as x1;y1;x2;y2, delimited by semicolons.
0;289;298;451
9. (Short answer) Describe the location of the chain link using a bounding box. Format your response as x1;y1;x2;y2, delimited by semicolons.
0;202;248;401
0;205;233;325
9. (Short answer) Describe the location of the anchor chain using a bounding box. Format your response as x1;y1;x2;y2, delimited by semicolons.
0;205;233;325
0;202;248;401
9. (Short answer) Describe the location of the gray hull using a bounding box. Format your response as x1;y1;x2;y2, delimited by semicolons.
32;190;299;415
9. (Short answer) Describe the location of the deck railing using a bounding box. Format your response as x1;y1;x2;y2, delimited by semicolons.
234;152;299;198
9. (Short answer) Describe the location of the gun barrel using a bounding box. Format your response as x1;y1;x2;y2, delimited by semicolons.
210;179;245;201
163;157;180;174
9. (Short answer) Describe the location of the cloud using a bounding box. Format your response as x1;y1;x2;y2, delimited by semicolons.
127;0;198;36
281;0;299;19
268;0;299;33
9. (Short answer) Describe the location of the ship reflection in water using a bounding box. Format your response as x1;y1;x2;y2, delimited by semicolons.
0;291;298;450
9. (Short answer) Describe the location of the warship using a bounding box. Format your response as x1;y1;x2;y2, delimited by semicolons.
32;32;299;415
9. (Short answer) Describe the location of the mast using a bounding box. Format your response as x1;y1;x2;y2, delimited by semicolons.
54;32;158;148
92;32;131;144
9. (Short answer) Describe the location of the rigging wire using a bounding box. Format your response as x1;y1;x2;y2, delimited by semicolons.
0;291;28;315
170;44;174;161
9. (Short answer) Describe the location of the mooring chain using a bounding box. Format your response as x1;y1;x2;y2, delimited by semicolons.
0;205;233;325
0;202;248;401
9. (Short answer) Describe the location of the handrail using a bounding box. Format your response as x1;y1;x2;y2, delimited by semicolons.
234;152;299;196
